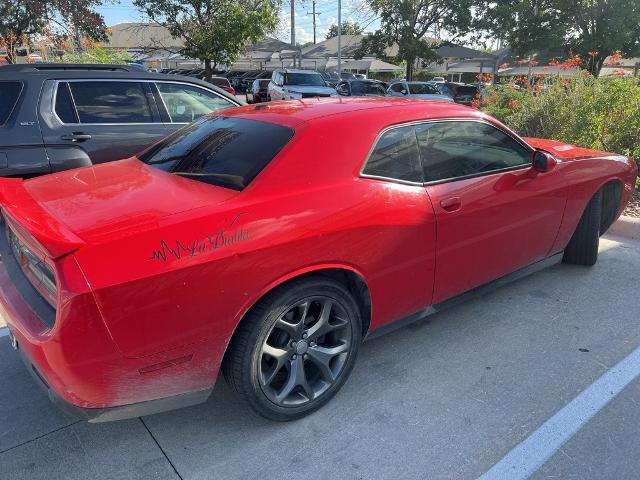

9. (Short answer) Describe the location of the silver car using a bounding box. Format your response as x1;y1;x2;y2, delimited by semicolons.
387;81;453;102
268;69;336;101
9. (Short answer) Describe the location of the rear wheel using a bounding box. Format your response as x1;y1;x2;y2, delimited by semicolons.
563;190;603;266
223;278;362;421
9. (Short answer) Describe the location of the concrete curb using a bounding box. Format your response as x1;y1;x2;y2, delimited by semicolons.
609;215;640;240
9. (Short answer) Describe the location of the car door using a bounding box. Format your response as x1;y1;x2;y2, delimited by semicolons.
417;120;567;304
152;81;237;135
41;79;168;165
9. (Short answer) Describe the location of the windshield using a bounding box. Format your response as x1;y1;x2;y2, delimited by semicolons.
408;83;438;95
285;72;326;87
350;81;387;96
140;116;294;190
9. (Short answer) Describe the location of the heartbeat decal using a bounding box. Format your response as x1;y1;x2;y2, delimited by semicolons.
147;214;249;263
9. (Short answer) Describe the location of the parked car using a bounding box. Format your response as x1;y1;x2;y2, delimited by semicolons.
239;70;272;94
387;80;454;102
320;70;341;87
0;63;240;177
431;81;481;105
246;78;271;103
336;79;387;97
268;68;336;100
1;97;635;422
206;76;236;95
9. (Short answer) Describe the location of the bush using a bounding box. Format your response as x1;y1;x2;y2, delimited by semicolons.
481;74;640;172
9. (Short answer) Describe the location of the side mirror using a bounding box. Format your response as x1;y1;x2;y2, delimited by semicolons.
532;150;557;173
401;89;408;95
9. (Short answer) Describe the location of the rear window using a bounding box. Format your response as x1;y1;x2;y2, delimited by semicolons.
140;116;294;190
453;85;479;96
408;83;438;95
210;77;230;87
0;81;23;125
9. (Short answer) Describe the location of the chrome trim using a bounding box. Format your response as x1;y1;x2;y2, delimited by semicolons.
51;79;239;126
359;118;534;186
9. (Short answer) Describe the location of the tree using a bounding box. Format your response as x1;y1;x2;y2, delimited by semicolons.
475;0;640;75
325;21;364;39
0;0;107;64
354;0;474;80
133;0;280;81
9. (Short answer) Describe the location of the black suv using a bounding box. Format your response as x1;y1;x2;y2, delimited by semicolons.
0;64;241;177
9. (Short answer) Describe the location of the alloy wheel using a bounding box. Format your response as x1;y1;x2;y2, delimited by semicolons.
258;296;353;407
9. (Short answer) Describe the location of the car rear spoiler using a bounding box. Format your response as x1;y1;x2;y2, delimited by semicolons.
0;178;85;259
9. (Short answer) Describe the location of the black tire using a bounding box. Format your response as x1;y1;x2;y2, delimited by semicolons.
223;277;362;421
563;189;603;266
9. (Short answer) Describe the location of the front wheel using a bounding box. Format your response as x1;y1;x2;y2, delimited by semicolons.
563;189;603;266
223;278;362;421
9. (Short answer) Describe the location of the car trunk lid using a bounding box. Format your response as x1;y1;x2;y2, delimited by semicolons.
8;158;238;247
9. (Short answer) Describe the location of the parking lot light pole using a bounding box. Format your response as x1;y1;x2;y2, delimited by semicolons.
337;0;342;73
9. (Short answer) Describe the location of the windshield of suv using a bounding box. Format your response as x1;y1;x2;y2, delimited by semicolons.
285;72;326;87
408;83;438;95
140;116;294;190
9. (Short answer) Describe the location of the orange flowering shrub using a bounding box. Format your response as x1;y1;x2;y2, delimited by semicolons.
481;74;640;172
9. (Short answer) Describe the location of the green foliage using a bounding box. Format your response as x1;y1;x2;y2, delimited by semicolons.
482;75;640;171
0;0;107;64
354;0;474;80
61;46;133;64
133;0;280;79
475;0;640;75
325;21;364;39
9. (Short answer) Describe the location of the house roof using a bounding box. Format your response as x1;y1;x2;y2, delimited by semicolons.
106;23;183;49
340;58;403;72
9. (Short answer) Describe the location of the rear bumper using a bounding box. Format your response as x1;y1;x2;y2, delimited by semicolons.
0;217;218;420
7;328;211;422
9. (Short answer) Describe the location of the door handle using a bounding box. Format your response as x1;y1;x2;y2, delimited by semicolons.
440;197;461;212
60;133;92;142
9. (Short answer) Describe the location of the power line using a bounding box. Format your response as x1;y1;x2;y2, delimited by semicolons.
306;1;321;44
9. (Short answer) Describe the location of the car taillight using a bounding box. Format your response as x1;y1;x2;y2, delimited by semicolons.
8;228;57;307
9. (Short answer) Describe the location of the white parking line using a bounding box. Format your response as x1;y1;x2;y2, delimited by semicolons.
0;326;8;338
479;344;640;480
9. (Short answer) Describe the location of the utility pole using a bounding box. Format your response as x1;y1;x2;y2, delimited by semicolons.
307;1;320;44
337;0;342;72
290;0;295;66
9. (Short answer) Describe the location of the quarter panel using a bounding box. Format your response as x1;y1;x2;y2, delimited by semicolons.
75;178;436;358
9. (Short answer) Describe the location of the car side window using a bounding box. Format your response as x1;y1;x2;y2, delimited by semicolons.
54;82;79;123
415;121;532;182
68;81;154;124
363;125;423;182
390;83;404;93
157;83;233;123
0;81;23;126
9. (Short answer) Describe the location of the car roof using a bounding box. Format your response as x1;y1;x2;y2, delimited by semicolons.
280;69;322;74
225;97;480;130
0;64;239;103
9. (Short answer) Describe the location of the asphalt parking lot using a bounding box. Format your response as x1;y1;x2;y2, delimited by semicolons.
1;232;640;480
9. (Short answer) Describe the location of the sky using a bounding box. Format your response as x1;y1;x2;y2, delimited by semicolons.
97;0;380;45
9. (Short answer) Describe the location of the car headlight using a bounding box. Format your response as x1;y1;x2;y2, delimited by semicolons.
287;90;302;99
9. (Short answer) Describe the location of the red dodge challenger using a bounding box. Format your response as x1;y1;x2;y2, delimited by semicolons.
0;98;636;422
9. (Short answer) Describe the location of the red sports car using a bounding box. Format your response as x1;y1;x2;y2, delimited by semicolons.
0;98;636;422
